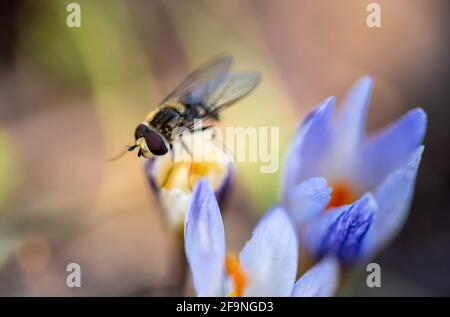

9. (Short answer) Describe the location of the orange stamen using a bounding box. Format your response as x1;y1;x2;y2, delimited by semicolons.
327;183;357;210
225;254;247;297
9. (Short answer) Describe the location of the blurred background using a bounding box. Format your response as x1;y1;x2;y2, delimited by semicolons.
0;0;449;296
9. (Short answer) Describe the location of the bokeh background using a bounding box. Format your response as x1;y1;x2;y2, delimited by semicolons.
0;0;449;296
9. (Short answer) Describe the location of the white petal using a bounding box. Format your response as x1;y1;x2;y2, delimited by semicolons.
160;188;191;230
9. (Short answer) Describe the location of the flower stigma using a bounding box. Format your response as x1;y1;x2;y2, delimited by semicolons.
327;183;357;210
225;253;248;297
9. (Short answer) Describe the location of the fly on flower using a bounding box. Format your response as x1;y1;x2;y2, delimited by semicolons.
119;54;261;160
141;55;260;231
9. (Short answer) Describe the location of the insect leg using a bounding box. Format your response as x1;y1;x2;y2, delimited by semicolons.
169;143;175;161
191;125;213;132
180;139;192;156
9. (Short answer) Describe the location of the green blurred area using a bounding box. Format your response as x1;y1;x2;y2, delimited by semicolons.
0;131;20;210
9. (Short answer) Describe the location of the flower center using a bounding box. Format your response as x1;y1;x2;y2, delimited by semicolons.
326;183;357;209
225;253;247;297
161;161;227;193
154;132;231;194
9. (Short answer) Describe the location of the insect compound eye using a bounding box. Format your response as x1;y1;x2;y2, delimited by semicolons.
145;129;168;156
134;124;150;140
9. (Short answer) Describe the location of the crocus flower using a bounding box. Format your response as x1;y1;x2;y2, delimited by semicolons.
283;77;426;264
185;179;339;297
146;130;233;232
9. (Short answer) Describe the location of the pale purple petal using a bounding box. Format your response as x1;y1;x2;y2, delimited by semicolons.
303;194;377;264
283;97;335;189
336;76;373;156
239;206;298;296
284;177;332;224
184;179;226;296
292;257;339;297
327;77;373;181
358;108;427;191
373;146;424;251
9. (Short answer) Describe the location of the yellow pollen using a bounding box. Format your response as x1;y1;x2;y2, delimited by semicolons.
155;134;230;194
188;162;223;189
327;183;357;210
225;254;247;297
161;161;225;193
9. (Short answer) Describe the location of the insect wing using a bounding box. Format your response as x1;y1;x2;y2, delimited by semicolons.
187;70;261;129
207;70;261;110
160;54;234;106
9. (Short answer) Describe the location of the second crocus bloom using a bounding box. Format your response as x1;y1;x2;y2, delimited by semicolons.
283;77;427;264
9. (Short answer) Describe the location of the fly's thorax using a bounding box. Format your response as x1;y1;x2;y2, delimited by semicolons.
147;106;184;142
145;101;186;121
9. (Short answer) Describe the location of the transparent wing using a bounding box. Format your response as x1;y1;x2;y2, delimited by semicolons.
160;54;234;106
187;70;261;129
206;70;261;109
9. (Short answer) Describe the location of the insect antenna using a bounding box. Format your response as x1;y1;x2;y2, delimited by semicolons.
128;145;138;151
106;145;136;162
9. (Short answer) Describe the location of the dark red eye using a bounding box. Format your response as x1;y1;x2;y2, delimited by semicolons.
134;124;168;156
135;124;149;140
145;129;168;155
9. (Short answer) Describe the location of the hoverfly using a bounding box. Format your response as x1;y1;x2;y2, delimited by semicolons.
120;54;261;160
